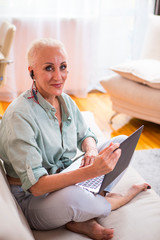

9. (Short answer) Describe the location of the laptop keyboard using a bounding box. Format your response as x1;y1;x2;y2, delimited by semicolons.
77;175;104;189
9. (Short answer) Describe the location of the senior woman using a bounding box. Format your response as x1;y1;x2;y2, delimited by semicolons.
0;38;150;240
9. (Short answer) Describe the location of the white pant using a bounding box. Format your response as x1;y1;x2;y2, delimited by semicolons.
10;135;127;230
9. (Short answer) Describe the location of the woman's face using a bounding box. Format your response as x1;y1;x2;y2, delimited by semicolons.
31;46;68;101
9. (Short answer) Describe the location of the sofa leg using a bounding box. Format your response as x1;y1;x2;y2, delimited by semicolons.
109;112;119;125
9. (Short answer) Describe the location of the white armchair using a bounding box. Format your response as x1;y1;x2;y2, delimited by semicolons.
0;20;16;119
0;21;16;86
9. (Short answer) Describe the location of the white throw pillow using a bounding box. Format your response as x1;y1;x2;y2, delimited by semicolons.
110;59;160;89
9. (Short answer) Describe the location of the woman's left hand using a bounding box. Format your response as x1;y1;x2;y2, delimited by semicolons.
80;148;98;168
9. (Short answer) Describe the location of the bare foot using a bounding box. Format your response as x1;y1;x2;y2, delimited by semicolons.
66;219;114;240
106;183;151;210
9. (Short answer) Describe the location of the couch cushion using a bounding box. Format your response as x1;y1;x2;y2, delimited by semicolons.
101;75;160;124
99;166;160;240
0;159;35;240
101;75;160;112
110;59;160;90
33;166;160;240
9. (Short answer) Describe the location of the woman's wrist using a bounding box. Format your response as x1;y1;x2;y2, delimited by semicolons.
85;147;98;154
81;137;97;153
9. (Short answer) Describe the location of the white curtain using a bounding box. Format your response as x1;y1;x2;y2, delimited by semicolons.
0;0;154;101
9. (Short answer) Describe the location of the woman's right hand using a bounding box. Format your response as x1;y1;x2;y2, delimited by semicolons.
91;142;121;177
30;142;121;197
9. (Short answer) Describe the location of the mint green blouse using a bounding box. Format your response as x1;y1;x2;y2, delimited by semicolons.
0;90;97;191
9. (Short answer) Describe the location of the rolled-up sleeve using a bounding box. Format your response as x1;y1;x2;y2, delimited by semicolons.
4;112;48;191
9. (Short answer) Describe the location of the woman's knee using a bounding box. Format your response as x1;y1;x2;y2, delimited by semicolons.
112;134;128;144
56;186;110;222
26;186;82;229
98;135;128;152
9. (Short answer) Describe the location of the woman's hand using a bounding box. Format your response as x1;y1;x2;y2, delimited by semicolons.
80;148;98;168
91;142;121;177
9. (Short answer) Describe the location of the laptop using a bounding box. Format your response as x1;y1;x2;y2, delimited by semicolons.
62;125;144;194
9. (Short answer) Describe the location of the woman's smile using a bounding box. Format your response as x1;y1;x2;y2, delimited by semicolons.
50;83;63;88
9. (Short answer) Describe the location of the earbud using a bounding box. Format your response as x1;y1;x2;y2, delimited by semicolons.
32;89;38;102
30;70;34;79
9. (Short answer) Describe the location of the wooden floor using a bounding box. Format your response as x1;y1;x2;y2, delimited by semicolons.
0;92;160;150
71;92;160;150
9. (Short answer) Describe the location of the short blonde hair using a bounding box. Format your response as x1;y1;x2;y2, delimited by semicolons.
27;38;67;67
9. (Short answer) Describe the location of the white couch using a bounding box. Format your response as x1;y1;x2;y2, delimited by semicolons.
0;112;160;240
101;14;160;125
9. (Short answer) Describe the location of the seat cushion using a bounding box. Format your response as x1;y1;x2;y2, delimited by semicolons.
101;75;160;124
33;166;160;240
99;166;160;240
0;160;35;240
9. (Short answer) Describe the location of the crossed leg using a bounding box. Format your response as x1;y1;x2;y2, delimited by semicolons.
66;183;151;240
